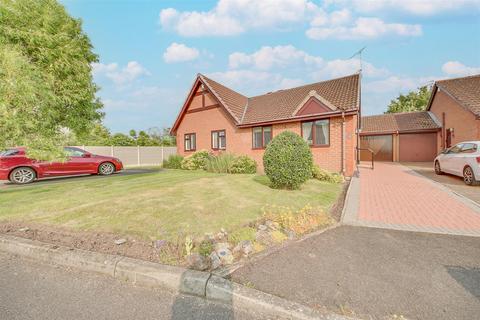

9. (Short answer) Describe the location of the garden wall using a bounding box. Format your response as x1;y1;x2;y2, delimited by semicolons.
75;146;177;166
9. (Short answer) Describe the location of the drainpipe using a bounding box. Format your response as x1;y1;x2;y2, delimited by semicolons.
341;111;346;175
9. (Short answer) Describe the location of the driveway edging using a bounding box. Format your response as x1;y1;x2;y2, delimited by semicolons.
0;234;355;320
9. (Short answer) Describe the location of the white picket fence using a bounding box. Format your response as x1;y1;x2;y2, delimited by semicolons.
76;146;177;167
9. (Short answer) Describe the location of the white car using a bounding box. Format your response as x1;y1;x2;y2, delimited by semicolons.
434;141;480;186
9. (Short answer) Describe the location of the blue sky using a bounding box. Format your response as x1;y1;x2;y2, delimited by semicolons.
62;0;480;133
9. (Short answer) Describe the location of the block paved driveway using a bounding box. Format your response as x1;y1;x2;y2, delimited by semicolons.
343;162;480;237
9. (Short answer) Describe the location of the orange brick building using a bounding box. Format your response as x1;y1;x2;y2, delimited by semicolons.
427;74;480;152
171;73;360;176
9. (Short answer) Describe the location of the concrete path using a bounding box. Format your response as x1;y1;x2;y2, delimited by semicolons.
343;162;480;237
0;251;270;320
232;226;480;320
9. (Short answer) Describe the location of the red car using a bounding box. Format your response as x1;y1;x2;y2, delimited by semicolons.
0;147;123;184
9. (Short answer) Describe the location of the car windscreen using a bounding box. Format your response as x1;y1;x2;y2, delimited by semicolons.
0;149;19;156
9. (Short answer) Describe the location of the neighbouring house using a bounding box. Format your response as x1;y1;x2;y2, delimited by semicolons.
426;74;480;152
171;73;361;176
360;112;441;162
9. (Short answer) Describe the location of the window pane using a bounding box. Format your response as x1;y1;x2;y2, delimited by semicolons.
253;127;263;148
185;137;190;150
449;144;462;154
219;135;226;149
461;143;477;153
302;122;313;145
314;120;329;145
212;132;218;149
191;134;196;150
263;127;272;146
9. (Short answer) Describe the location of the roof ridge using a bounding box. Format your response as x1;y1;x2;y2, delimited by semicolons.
364;111;429;118
199;74;241;123
199;73;247;98
248;73;360;99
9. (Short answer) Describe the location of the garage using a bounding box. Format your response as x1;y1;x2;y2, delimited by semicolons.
399;132;438;162
361;112;441;162
360;135;393;161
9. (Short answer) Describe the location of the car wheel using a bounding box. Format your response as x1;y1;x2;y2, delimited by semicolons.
463;166;478;186
434;161;443;175
9;167;36;184
98;162;115;176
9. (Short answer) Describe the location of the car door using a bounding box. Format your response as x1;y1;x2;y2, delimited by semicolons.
441;143;462;175
63;147;96;174
446;143;466;176
460;143;479;172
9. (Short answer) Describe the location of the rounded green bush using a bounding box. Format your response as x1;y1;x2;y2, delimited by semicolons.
230;155;257;174
263;131;313;189
181;150;211;170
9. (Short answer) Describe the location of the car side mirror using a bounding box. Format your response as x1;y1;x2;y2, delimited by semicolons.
83;153;92;158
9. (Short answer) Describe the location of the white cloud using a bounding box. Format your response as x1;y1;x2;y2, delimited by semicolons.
363;76;435;93
307;17;422;40
159;0;317;37
208;70;304;95
313;58;389;79
441;61;480;77
229;45;323;70
228;45;387;81
92;61;150;85
327;0;480;16
163;43;200;63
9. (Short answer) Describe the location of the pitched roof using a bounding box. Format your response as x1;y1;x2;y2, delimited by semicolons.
429;74;480;117
199;75;248;122
242;74;360;124
361;111;441;134
198;73;360;126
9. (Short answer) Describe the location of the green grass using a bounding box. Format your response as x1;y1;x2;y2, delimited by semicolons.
0;169;342;241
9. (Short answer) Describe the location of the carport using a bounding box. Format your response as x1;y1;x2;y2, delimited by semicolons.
360;111;441;162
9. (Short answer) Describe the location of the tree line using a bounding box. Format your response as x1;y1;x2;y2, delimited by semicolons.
68;124;176;147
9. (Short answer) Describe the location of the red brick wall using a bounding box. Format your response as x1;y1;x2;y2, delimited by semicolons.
430;90;480;152
176;87;358;176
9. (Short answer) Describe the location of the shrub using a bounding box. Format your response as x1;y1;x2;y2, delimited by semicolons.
312;165;344;183
163;154;183;169
263;131;313;189
205;153;236;173
181;150;211;170
230;155;257;174
197;240;214;257
228;227;256;244
263;205;333;236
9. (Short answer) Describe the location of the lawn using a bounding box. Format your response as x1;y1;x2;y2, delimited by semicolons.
0;169;342;241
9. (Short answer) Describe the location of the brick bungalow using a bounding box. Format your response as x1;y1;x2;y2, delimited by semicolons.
171;73;360;176
426;74;480;152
